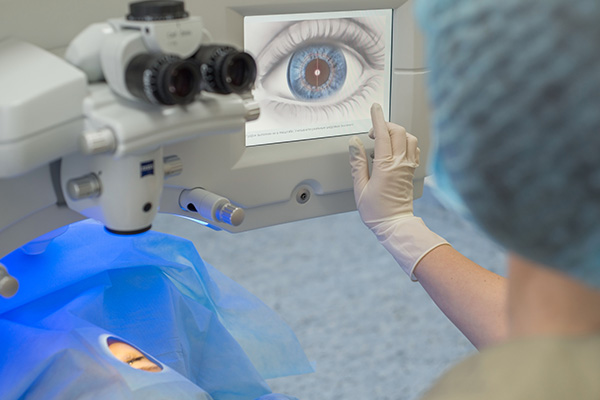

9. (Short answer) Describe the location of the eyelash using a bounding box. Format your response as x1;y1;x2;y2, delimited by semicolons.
265;73;382;119
127;356;144;365
259;18;385;78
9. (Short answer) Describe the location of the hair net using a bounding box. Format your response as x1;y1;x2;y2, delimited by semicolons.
416;0;600;286
0;220;312;400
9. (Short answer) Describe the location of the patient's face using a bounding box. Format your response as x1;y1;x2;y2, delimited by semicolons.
107;339;162;372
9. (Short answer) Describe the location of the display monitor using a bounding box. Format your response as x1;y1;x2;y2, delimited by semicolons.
244;10;393;146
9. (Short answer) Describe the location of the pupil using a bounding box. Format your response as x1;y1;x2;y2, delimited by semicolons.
305;58;330;87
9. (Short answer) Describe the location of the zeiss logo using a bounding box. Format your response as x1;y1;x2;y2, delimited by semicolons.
140;161;155;177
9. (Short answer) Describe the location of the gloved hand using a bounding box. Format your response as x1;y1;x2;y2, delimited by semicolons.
349;103;448;280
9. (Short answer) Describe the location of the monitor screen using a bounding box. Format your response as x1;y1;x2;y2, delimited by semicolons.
244;9;393;146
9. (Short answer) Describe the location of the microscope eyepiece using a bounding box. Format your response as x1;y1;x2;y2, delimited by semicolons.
226;52;258;92
125;54;201;105
194;46;257;95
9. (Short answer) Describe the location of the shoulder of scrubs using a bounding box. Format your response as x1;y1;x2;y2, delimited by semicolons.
421;335;600;400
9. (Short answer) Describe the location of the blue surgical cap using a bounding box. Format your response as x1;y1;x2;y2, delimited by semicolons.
0;221;312;400
416;0;600;286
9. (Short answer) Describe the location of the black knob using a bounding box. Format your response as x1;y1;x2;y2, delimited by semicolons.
127;1;189;21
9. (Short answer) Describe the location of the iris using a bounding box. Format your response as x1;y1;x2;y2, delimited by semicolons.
287;44;347;100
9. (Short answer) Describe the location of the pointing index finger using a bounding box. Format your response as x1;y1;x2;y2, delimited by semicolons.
371;103;391;159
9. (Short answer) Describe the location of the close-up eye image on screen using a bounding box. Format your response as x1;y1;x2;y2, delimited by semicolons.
245;10;393;146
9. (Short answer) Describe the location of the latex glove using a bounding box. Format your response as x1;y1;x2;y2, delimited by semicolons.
349;103;448;280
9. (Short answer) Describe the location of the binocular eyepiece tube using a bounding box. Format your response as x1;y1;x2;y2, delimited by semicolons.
125;46;258;106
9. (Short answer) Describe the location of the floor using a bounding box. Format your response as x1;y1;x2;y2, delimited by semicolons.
152;180;507;400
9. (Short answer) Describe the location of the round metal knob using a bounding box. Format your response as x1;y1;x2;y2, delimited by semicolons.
67;173;102;200
244;99;260;122
80;128;117;155
163;155;183;178
216;203;245;226
0;264;19;298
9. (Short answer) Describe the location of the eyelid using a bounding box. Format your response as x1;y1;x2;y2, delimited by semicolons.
141;365;162;373
257;18;385;79
127;356;145;365
128;356;163;373
264;73;381;120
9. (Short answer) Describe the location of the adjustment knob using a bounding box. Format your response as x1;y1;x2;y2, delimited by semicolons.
67;173;102;200
179;188;245;227
127;0;189;21
244;99;260;122
80;128;116;155
216;203;245;226
0;264;18;298
163;155;183;178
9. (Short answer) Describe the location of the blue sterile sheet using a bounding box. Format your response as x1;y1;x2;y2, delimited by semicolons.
0;220;312;400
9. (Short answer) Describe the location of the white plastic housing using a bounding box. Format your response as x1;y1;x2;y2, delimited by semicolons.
64;23;116;82
82;84;250;157
0;39;87;178
61;148;165;233
99;30;147;102
113;16;205;59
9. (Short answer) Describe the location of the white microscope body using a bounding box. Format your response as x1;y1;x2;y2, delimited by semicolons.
1;1;257;238
0;1;259;296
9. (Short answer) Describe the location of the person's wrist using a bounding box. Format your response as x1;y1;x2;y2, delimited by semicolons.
367;214;415;241
377;217;449;280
